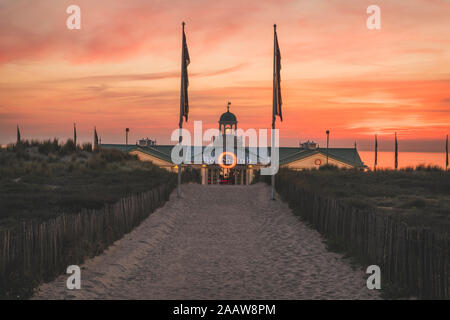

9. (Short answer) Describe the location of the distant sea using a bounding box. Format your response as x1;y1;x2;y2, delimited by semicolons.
359;151;447;170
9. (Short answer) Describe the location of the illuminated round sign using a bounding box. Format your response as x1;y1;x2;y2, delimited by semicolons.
218;151;237;169
314;159;322;166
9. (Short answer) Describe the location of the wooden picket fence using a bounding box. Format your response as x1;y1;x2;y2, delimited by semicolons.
0;183;174;299
275;179;449;299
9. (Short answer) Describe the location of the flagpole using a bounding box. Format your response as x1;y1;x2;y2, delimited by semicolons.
17;125;21;144
271;24;277;201
74;123;77;146
394;132;398;170
94;126;99;152
326;130;330;164
446;134;448;171
126;128;129;153
374;134;378;171
177;22;186;198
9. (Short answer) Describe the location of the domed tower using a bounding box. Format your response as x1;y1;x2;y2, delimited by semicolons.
219;101;237;135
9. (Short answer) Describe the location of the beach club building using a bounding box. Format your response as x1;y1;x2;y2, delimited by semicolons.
102;107;365;185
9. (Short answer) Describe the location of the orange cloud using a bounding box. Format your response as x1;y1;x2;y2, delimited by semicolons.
0;0;449;151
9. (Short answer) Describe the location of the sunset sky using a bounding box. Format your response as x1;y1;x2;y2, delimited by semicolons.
0;0;449;151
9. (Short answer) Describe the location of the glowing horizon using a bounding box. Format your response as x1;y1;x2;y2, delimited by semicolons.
0;0;449;151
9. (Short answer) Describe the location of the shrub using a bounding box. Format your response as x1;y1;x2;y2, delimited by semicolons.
38;138;60;155
87;155;107;169
401;198;427;209
99;148;137;162
318;164;340;171
81;142;92;152
60;139;77;155
415;164;442;172
267;167;450;232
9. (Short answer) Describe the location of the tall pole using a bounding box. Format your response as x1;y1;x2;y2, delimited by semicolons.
126;128;129;153
178;130;182;197
326;130;330;164
94;126;99;151
177;22;186;198
374;134;378;171
271;24;277;201
73;123;77;146
446;134;448;171
16;125;21;144
394;132;398;170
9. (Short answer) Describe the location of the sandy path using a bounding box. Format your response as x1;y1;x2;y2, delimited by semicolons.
33;183;379;300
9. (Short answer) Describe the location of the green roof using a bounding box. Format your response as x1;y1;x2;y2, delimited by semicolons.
219;111;237;122
101;144;365;167
101;144;173;163
277;147;364;167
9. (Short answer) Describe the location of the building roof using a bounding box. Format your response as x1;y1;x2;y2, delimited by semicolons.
278;147;364;167
219;111;237;122
101;144;365;167
101;144;173;163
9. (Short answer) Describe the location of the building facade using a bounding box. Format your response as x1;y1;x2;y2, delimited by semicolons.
102;106;365;185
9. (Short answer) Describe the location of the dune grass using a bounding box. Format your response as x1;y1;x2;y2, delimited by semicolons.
0;140;199;229
274;166;450;233
0;140;201;299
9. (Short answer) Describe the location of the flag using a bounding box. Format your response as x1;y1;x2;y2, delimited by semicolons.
272;24;282;127
374;134;378;170
17;125;21;144
179;22;190;127
394;132;398;170
446;134;448;170
94;127;99;151
73;123;77;145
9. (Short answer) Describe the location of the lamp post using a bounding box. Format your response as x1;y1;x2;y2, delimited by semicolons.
126;128;129;153
326;130;330;165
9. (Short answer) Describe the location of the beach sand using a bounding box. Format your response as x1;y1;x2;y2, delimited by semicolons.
33;183;379;300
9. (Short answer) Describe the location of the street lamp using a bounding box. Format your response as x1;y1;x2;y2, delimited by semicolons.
326;130;330;164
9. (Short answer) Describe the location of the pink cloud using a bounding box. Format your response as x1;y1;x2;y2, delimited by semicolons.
1;0;449;149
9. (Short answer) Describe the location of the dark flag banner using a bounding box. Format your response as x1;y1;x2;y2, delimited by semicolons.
271;24;282;200
177;22;190;198
73;123;77;145
94;127;99;150
16;125;21;144
374;134;378;170
395;132;398;170
180;22;190;127
272;24;282;127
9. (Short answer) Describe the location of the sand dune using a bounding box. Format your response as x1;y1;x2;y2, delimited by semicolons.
33;183;379;300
